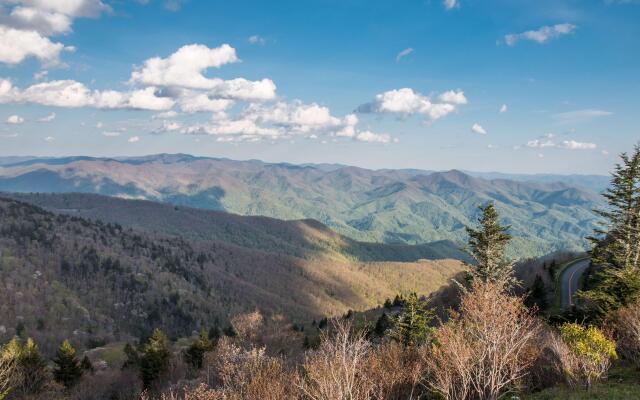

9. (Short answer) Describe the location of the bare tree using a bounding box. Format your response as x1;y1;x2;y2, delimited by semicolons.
425;281;541;400
298;319;373;400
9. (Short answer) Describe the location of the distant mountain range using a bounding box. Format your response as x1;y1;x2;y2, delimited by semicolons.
0;154;607;258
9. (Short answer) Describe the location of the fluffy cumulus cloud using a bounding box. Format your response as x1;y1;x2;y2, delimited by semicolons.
0;39;394;145
168;100;391;144
471;123;486;135
0;79;175;110
0;0;109;65
500;104;508;113
504;23;576;46
6;114;24;124
0;25;70;65
130;44;238;88
128;135;139;143
357;88;466;121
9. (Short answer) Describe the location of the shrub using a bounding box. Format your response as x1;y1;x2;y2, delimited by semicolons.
200;337;296;400
611;301;640;363
424;281;541;400
551;323;617;390
298;319;373;400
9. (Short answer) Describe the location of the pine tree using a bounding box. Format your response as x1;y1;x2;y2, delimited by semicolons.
15;338;49;396
80;355;94;374
139;328;170;389
184;329;213;370
374;312;392;336
53;340;83;388
525;275;548;311
391;293;434;346
579;145;640;318
465;202;515;288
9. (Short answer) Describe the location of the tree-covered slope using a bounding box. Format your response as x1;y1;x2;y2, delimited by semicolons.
0;196;465;354
0;154;604;258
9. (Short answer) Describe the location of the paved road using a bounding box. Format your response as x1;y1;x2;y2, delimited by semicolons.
560;258;590;309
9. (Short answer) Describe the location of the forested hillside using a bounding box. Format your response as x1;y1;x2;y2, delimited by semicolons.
0;155;604;258
0;196;465;354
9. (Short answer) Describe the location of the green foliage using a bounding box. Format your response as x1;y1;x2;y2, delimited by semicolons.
560;323;617;366
53;339;83;388
580;145;640;319
139;328;170;389
525;275;549;312
465;202;516;288
2;338;49;397
391;293;434;346
374;312;392;336
183;329;213;370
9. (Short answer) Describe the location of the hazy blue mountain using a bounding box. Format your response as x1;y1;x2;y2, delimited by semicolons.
0;154;605;258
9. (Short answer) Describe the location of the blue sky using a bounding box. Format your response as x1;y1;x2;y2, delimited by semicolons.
0;0;638;174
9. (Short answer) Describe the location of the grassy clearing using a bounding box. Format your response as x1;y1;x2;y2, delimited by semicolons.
524;364;640;400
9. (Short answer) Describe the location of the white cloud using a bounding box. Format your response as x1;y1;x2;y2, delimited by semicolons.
396;47;413;62
13;0;110;18
152;110;179;119
499;104;507;113
504;23;576;46
559;140;596;150
95;121;103;128
177;90;234;113
355;130;391;143
6;114;24;124
129;44;276;101
0;79;175;110
44;135;54;142
3;6;73;35
102;131;121;137
130;43;238;89
553;109;612;124
0;0;109;66
526;138;555;148
439;90;468;105
526;136;596;150
178;100;390;144
0;25;69;65
37;112;55;122
471;123;486;135
443;0;459;9
248;35;265;45
128;135;139;143
33;69;48;80
357;88;466;121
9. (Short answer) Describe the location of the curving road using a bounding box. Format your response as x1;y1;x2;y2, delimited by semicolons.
560;258;590;309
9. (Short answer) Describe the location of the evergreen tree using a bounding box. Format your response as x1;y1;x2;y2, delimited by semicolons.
579;145;640;318
139;328;170;389
122;343;140;370
525;275;548;312
15;338;49;396
391;293;434;346
208;325;222;343
53;340;83;388
80;355;94;374
465;202;515;288
183;329;213;370
374;312;392;336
